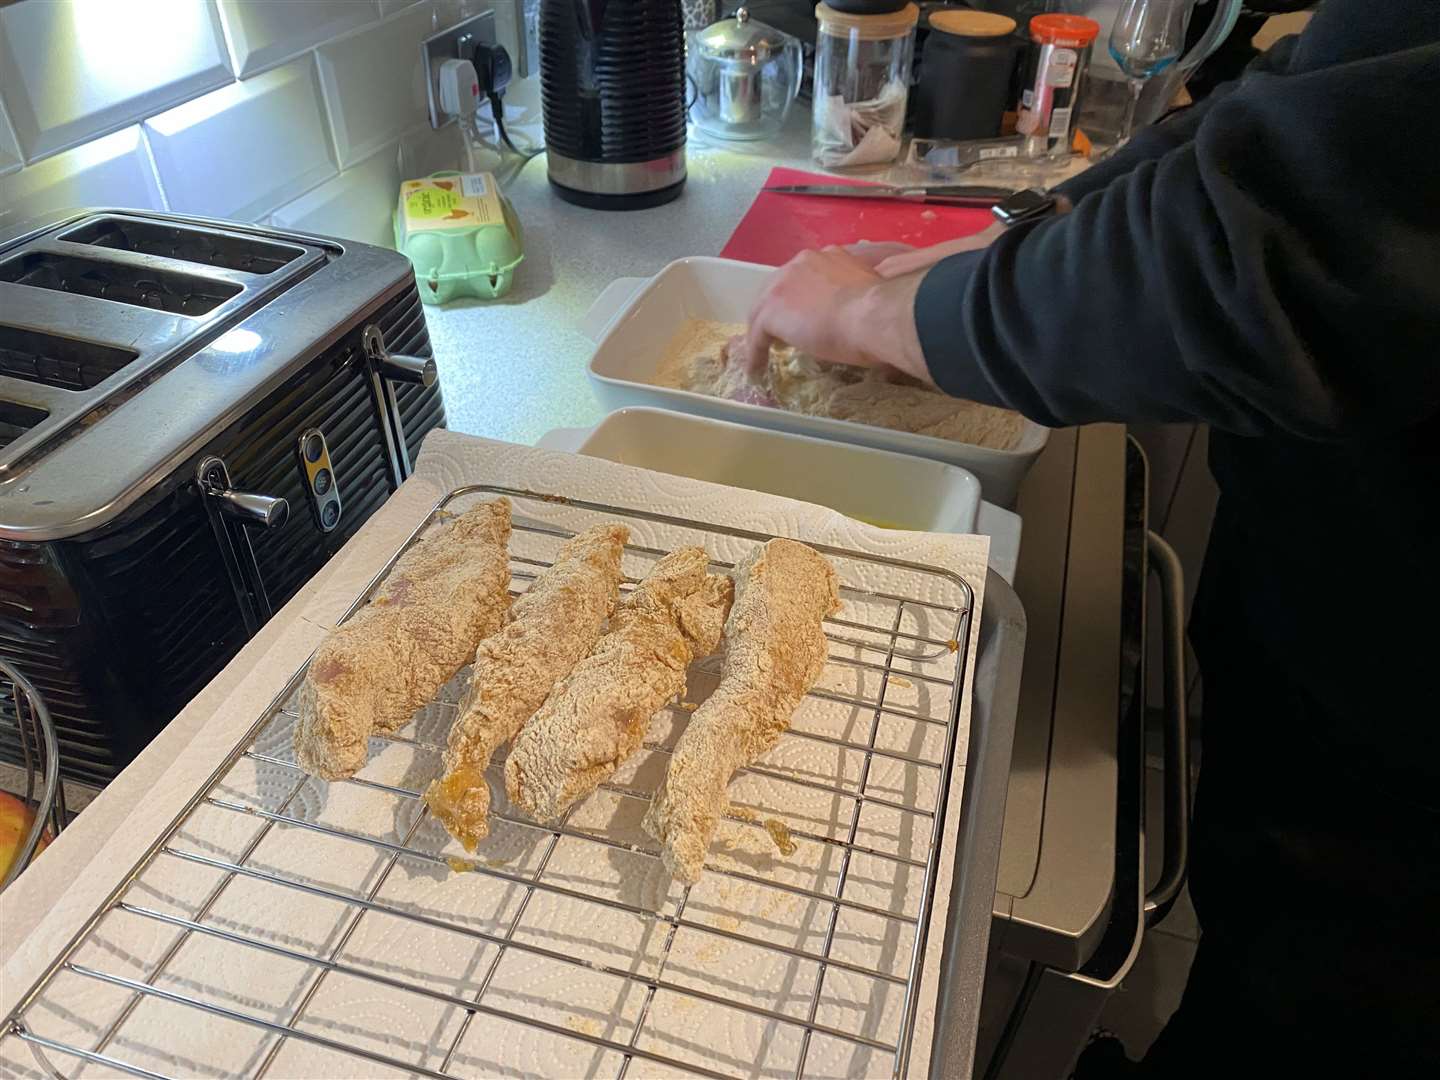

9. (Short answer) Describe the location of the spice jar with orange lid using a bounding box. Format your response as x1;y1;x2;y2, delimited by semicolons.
1016;13;1101;158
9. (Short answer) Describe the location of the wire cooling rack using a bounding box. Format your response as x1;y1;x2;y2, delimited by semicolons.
1;485;974;1080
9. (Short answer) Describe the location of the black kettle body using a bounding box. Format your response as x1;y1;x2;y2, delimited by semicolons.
540;0;688;209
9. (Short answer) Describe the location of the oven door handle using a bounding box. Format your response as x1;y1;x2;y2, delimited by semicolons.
1144;530;1190;926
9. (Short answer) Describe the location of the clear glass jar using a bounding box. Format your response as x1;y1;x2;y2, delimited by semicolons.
812;2;919;168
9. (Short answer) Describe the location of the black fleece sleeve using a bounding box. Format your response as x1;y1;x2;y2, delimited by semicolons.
915;41;1440;440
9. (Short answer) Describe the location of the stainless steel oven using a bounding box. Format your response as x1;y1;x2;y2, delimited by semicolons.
974;427;1190;1078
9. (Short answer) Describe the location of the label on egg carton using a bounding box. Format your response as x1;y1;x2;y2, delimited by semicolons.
400;172;504;231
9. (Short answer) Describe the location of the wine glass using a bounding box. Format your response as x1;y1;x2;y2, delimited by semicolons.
1109;0;1192;145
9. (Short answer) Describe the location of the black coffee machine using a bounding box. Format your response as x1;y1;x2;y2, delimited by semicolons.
539;0;688;210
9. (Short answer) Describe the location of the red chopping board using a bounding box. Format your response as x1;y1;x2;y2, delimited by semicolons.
720;166;994;267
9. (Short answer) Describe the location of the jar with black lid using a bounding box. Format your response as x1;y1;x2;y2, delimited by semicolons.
913;9;1022;141
822;0;911;12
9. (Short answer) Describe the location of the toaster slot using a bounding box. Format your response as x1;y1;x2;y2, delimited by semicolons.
0;325;140;391
60;217;304;275
0;400;49;449
0;252;241;316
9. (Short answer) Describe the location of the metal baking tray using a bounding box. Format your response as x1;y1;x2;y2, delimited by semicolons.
0;486;1023;1079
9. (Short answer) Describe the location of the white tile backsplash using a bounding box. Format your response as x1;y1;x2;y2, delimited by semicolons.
145;57;335;221
1;0;484;238
0;98;20;176
399;122;466;179
268;139;402;248
0;0;233;163
316;1;436;169
0;126;165;234
266;119;467;248
217;0;381;78
432;0;492;28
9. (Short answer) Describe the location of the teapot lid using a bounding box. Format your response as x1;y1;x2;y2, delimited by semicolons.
696;8;790;63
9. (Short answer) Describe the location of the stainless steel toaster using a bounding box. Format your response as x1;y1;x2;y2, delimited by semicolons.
0;210;446;784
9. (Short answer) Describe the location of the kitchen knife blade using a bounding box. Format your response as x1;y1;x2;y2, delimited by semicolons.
762;184;1015;207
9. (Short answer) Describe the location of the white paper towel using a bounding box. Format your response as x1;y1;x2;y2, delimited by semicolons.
0;431;989;1080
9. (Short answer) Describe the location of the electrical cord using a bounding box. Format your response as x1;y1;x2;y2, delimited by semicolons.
457;110;535;189
473;40;544;167
489;92;544;161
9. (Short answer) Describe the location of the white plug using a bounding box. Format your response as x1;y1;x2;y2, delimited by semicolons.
438;58;481;119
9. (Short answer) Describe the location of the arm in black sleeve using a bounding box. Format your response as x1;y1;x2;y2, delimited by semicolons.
915;43;1440;441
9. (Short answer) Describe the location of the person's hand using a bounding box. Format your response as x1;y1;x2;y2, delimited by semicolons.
737;246;888;376
873;222;1005;277
736;246;933;385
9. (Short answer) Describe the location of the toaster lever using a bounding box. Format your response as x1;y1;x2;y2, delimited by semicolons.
363;325;437;386
198;457;290;530
216;489;290;530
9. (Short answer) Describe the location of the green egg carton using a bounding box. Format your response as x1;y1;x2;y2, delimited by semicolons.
394;171;524;304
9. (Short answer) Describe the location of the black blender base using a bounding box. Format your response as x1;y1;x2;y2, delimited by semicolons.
548;177;686;211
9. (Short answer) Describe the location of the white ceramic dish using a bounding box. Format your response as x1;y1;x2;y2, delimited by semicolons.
537;410;1024;582
581;256;1050;506
576;406;983;532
